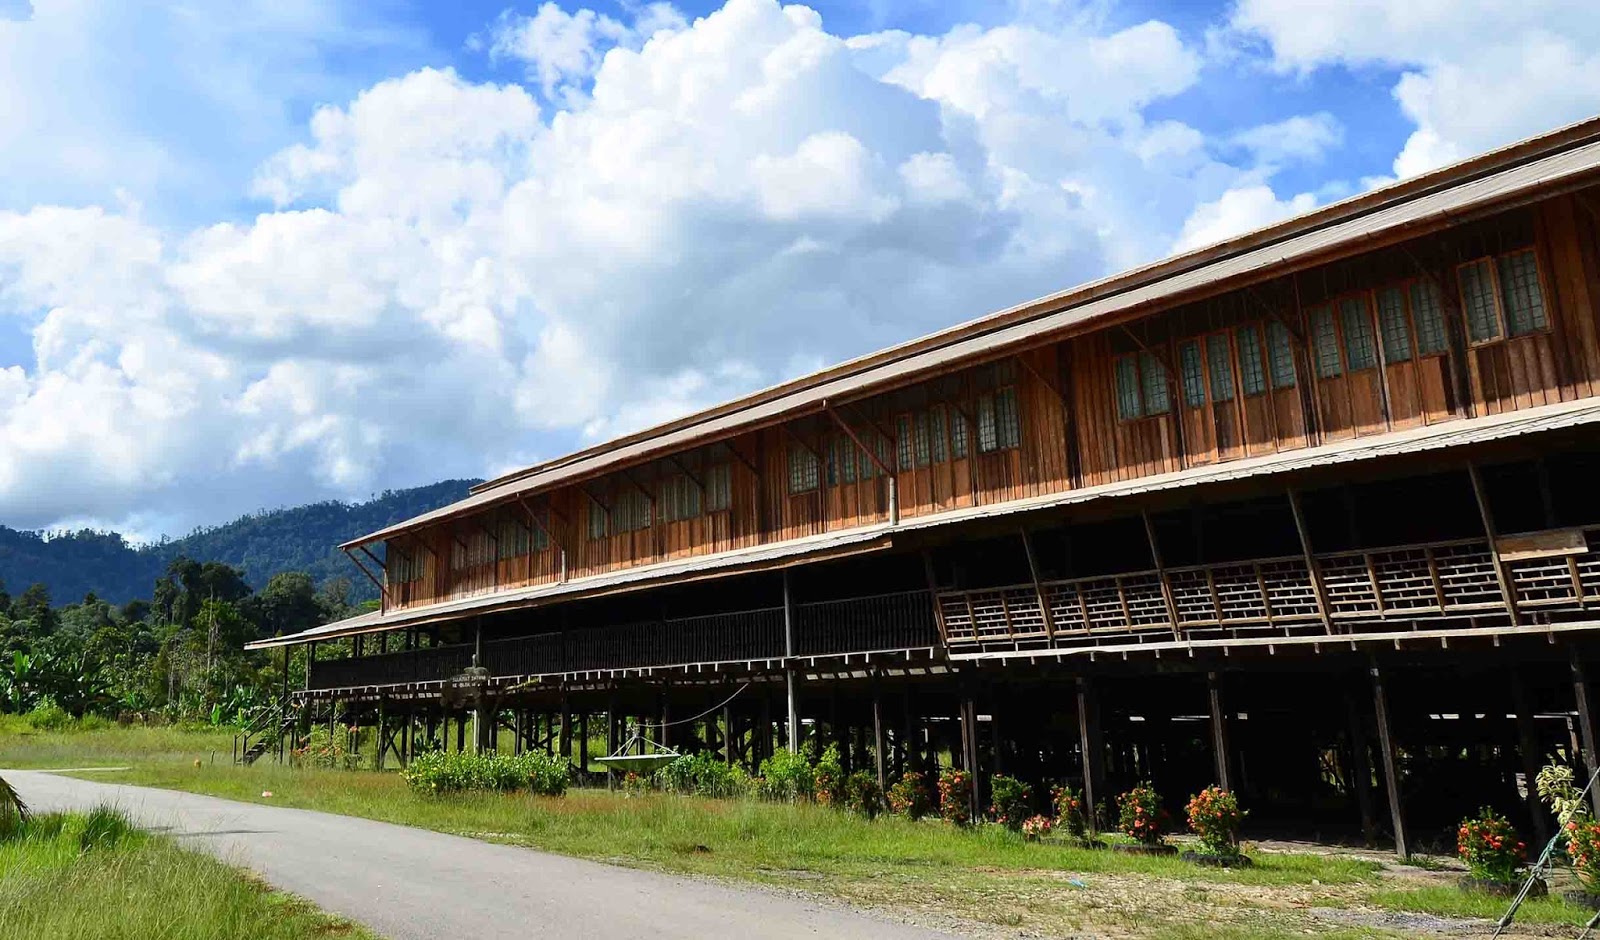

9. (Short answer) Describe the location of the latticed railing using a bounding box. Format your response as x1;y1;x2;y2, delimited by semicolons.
938;528;1600;647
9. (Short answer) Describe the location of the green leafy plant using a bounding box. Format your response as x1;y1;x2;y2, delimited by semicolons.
813;743;845;807
1118;781;1167;846
988;774;1032;831
843;770;883;818
1457;808;1525;883
658;752;753;798
0;772;29;837
1186;785;1245;857
756;749;814;802
938;769;974;827
887;771;934;819
1021;814;1053;842
1051;783;1089;839
401;750;570;796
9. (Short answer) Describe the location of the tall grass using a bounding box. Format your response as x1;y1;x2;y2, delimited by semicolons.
0;807;374;939
0;714;235;769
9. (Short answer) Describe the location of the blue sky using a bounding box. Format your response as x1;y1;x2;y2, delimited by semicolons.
0;0;1595;540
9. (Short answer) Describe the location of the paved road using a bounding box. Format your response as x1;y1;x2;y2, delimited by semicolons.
9;771;962;940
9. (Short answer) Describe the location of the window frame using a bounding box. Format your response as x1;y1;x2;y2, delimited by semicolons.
976;384;1022;452
1234;323;1268;398
1455;247;1553;348
787;441;820;494
1113;350;1173;423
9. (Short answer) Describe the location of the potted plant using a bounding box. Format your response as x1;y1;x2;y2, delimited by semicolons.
1114;781;1174;854
1183;786;1249;866
887;771;934;820
1457;808;1532;896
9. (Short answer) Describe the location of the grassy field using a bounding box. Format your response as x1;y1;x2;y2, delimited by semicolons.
4;718;1591;938
0;805;374;939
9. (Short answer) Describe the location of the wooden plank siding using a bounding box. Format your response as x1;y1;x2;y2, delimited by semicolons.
381;191;1600;612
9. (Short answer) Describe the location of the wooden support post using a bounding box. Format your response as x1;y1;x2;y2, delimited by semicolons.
872;678;887;793
1141;510;1183;639
376;698;387;771
1345;692;1377;847
1287;488;1334;633
1510;672;1551;844
456;709;466;753
606;690;620;789
784;570;801;753
724;701;736;766
1572;651;1600;816
1369;662;1409;859
1077;677;1105;836
959;680;980;821
578;712;590;775
1207;672;1231;791
1467;463;1520;626
559;692;572;763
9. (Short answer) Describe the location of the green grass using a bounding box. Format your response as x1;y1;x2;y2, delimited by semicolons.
0;806;375;939
8;721;1582;938
0;713;235;769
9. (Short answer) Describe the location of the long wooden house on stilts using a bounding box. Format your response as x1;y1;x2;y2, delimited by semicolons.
247;116;1600;854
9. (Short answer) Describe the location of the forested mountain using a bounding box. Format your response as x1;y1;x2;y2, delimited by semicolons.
0;479;478;605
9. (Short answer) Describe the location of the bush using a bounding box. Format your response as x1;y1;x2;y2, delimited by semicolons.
887;771;934;820
756;749;815;802
658;752;753;799
1457;807;1525;883
813;743;845;807
292;725;361;770
1569;819;1600;890
401;750;570;796
1117;781;1167;845
843;770;883;818
1186;786;1245;857
988;774;1032;831
1051;783;1089;839
25;700;72;731
1021;814;1053;842
938;769;974;827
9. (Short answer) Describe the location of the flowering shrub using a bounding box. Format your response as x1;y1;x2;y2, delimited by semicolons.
989;774;1033;831
1118;782;1166;845
291;725;362;770
814;744;846;807
756;749;815;802
844;770;884;818
1457;808;1525;883
887;771;934;820
621;771;651;796
1569;819;1600;890
1021;815;1053;842
658;753;753;798
1186;786;1245;857
1051;784;1089;839
938;769;974;826
402;750;570;796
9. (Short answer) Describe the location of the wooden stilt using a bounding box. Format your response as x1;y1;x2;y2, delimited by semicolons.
1207;672;1231;791
559;693;572;763
1511;672;1551;844
872;679;887;792
376;698;387;771
1077;676;1105;835
1345;692;1377;847
579;711;590;775
959;681;980;820
1572;650;1600;816
1370;662;1409;859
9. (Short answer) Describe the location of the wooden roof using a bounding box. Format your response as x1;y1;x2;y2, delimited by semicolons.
344;115;1600;550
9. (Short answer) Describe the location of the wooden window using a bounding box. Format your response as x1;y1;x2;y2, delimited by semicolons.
928;405;949;463
587;499;608;540
705;463;732;511
1266;320;1297;389
1179;340;1205;407
497;514;533;560
949;410;969;458
1459;259;1503;343
1376;287;1413;364
977;387;1022;450
913;412;932;467
452;528;493;571
613;488;651;531
1205;334;1235;401
788;443;819;493
1498;250;1548;336
1338;297;1378;371
388;546;421;583
1236;325;1266;396
1138;352;1169;415
896;416;914;470
1410;281;1447;356
659;474;700;522
1310;305;1342;378
1114;355;1140;420
827;436;856;486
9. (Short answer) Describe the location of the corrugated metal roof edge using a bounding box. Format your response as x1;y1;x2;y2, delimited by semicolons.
295;398;1600;651
343;115;1600;549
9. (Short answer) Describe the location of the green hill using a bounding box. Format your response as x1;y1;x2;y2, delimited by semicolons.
0;479;478;605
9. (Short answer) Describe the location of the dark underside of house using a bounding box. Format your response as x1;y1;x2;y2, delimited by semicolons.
277;429;1600;855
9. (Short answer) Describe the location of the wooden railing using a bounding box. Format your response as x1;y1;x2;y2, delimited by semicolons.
938;528;1600;648
307;591;938;692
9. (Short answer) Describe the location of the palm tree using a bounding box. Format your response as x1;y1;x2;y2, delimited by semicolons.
0;772;28;833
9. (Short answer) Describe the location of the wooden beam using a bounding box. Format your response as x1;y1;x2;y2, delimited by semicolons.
1572;650;1600;817
1207;671;1231;791
1286;488;1335;633
1345;691;1377;847
1369;661;1408;859
1076;677;1105;837
1510;671;1552;844
1015;354;1068;409
1141;510;1183;641
1467;463;1521;626
1018;527;1056;641
343;547;391;609
825;403;898;525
